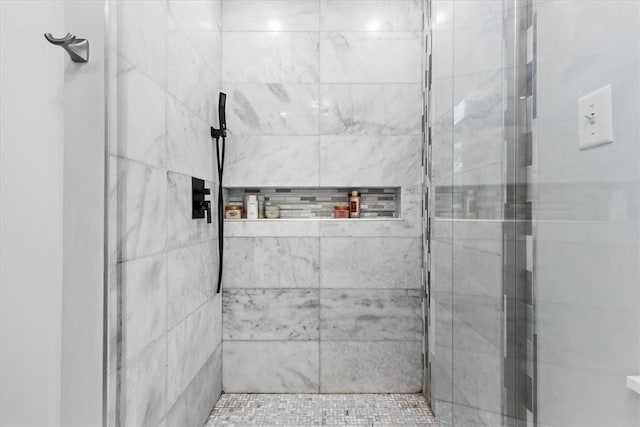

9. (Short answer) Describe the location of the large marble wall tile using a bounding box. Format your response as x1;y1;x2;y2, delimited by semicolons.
449;220;502;255
167;240;216;328
431;110;453;180
118;0;167;87
320;84;422;135
223;32;319;83
166;172;216;249
452;0;503;76
224;136;320;187
167;0;222;74
122;254;167;363
320;0;422;32
452;245;502;298
227;84;319;135
320;32;422;83
222;289;319;340
319;186;422;237
224;219;320;237
320;341;422;392
451;315;501;414
319;135;421;186
124;337;167;427
166;344;222;427
166;96;214;182
116;160;167;261
118;68;166;168
167;296;221;405
320;237;421;289
222;237;319;289
223;341;320;393
223;1;320;32
320;289;422;341
167;18;218;123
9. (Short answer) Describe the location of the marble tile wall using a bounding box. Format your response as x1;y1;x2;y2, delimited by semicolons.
106;1;223;426
221;0;424;393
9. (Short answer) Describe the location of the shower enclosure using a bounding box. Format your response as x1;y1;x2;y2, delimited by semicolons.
425;0;640;426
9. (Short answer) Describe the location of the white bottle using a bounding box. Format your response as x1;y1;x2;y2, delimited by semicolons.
246;195;259;219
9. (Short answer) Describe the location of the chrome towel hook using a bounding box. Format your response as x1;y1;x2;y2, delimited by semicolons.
44;32;89;63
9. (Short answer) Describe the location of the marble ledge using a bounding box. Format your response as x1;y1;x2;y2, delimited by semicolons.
223;218;407;238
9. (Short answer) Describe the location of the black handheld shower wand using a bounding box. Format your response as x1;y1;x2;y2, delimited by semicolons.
211;92;227;294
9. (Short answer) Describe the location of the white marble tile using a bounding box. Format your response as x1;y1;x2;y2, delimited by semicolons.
222;237;319;289
222;289;319;340
439;219;502;255
166;96;215;182
116;67;166;168
167;240;216;328
121;254;167;363
224;136;320;187
451;244;502;299
118;0;167;87
223;341;320;393
320;0;422;32
227;84;319;135
452;0;503;76
167;0;222;75
167;18;219;123
124;337;167;427
319;135;421;186
320;32;422;83
223;32;319;83
430;111;453;180
167;295;222;406
320;341;422;392
223;1;320;31
320;237;421;289
166;344;222;427
166;172;216;249
320;84;422;135
319;185;422;237
320;289;422;341
224;218;321;237
114;160;167;261
451;315;502;414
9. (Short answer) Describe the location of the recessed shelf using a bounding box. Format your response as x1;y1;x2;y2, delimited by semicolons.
224;187;402;220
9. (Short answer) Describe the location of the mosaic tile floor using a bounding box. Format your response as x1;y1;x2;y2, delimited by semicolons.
205;393;436;426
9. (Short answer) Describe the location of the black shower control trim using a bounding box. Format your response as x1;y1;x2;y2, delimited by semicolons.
192;177;212;224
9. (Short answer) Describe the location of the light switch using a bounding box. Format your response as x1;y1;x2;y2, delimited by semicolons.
577;85;614;150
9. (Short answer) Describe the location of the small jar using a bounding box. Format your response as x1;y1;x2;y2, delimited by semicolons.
334;205;350;218
265;205;280;219
225;205;242;219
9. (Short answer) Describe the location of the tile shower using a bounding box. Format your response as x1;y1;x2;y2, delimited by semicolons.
102;0;640;426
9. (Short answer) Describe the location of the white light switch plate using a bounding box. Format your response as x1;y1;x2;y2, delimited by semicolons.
577;85;614;150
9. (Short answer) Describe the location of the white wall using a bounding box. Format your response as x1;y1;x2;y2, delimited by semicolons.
61;1;106;425
535;1;640;425
0;1;65;425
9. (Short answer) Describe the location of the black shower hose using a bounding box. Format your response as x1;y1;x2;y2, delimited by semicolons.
215;135;225;294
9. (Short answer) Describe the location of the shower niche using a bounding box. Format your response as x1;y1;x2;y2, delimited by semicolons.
224;187;402;220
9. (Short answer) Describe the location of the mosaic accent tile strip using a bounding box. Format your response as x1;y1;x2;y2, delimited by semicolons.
226;188;401;219
206;393;436;426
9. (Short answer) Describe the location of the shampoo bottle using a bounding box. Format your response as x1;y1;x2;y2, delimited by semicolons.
246;195;259;219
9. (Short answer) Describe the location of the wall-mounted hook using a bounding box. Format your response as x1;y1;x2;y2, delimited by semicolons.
44;32;89;63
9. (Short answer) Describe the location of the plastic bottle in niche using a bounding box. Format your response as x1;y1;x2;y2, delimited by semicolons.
349;190;360;218
246;195;259;219
258;196;265;219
